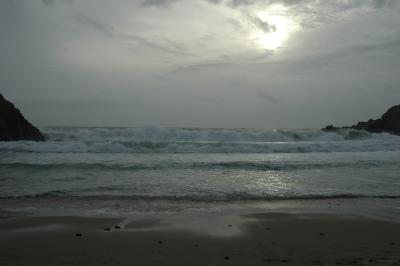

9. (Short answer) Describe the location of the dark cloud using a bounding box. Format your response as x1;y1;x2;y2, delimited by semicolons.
228;0;397;8
142;0;181;7
170;61;235;74
142;0;397;11
74;14;114;36
142;0;222;7
373;0;397;8
227;18;244;32
257;90;280;104
207;0;223;4
172;37;400;76
164;39;189;53
344;39;400;55
226;0;257;7
275;38;400;74
72;13;191;56
2;0;400;128
121;34;193;56
42;0;73;5
248;15;276;33
42;0;54;5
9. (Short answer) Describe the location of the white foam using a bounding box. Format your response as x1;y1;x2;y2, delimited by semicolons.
1;127;399;154
42;127;388;142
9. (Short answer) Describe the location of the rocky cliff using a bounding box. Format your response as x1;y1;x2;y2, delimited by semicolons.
0;94;45;141
323;105;400;135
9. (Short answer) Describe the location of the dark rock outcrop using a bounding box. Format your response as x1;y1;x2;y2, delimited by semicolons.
323;105;400;135
322;125;341;132
0;94;45;141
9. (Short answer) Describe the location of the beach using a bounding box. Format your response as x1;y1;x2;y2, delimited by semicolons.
2;0;400;264
1;127;400;265
1;199;400;266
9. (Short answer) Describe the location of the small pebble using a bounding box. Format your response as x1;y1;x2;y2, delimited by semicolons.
158;240;163;244
224;256;230;260
319;233;326;236
114;225;121;229
228;224;232;227
104;228;111;231
75;233;82;237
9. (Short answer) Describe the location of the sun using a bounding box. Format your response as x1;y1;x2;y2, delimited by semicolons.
250;7;296;50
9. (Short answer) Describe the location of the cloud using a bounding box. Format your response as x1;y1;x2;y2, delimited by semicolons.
142;0;181;7
345;39;400;55
42;0;54;5
120;34;193;56
74;14;114;36
170;61;235;74
276;38;400;74
141;0;398;11
227;18;245;32
228;0;396;8
248;15;276;33
257;90;280;104
42;0;73;5
207;0;224;4
72;13;191;56
2;0;399;129
319;38;400;61
226;0;257;7
164;39;189;53
142;0;222;7
372;0;397;8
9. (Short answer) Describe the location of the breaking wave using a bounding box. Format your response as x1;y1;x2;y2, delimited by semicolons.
41;126;394;142
1;138;399;154
2;127;400;207
0;160;396;172
0;127;398;154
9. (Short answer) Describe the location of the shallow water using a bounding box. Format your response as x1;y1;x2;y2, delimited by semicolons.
1;127;400;204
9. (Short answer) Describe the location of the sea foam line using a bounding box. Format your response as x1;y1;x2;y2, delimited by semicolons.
0;160;397;172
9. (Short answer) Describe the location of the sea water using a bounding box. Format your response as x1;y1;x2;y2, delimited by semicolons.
1;127;400;216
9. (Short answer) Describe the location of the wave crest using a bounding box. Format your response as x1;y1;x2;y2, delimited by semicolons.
41;127;394;142
0;160;395;172
1;138;399;154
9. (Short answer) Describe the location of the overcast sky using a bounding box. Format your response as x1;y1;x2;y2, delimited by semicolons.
1;0;399;128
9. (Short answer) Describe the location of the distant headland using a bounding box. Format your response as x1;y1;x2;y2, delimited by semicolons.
0;94;45;141
323;104;400;136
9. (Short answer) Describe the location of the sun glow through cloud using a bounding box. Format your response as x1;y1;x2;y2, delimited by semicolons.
251;6;298;50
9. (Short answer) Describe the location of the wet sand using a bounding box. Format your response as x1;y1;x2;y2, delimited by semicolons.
1;212;400;266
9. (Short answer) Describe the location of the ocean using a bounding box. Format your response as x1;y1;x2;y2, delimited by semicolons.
1;127;400;217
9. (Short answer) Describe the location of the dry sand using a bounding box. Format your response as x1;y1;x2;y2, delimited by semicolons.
1;212;400;266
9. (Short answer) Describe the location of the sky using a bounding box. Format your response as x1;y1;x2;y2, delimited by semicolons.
1;0;400;129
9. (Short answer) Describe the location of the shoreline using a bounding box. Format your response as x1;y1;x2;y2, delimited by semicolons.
2;197;400;222
1;199;400;265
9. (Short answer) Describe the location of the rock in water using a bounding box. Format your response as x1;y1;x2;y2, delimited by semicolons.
323;104;400;136
0;94;45;141
379;105;400;134
322;125;341;132
351;105;400;135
